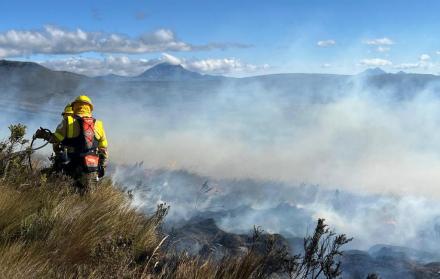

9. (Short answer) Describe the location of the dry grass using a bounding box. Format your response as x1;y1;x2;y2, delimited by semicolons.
0;172;275;278
0;175;165;278
0;124;352;278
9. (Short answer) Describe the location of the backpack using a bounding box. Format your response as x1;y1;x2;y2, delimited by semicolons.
63;116;100;172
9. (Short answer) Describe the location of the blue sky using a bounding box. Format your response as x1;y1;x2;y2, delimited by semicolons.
1;0;440;76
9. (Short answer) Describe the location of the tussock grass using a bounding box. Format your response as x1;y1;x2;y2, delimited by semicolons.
0;124;351;278
0;175;164;278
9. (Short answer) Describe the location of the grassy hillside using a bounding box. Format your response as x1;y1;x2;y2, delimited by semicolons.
0;124;352;279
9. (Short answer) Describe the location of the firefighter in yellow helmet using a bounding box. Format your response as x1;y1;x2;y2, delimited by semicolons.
62;103;74;118
51;104;75;170
36;95;108;191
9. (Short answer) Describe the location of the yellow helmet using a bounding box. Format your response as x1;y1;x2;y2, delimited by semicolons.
73;95;94;110
62;104;74;115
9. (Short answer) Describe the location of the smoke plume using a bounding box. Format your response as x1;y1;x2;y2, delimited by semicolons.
4;71;440;252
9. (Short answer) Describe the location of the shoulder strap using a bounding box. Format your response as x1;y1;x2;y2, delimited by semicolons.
66;116;74;138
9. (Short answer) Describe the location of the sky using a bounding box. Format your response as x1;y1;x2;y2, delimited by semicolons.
1;0;440;76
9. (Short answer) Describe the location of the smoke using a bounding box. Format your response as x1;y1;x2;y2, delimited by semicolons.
5;71;440;252
96;74;440;251
96;76;440;198
111;165;440;251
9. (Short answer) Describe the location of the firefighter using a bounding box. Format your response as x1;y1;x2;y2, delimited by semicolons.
35;95;108;192
51;104;75;172
62;103;74;118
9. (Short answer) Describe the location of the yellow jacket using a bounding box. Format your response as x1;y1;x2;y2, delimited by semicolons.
53;115;108;158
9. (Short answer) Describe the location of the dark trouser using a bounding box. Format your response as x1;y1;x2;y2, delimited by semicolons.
60;155;98;193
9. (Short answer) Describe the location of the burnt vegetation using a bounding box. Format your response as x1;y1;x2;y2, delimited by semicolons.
0;124;354;278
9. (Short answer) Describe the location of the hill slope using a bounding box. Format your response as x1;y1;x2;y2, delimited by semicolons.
0;124;355;278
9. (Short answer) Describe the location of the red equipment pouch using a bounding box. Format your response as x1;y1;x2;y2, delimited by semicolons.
83;154;99;172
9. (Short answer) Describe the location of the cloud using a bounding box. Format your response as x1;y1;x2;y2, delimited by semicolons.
364;37;394;46
161;53;182;65
376;46;390;53
317;40;336;47
0;26;251;58
360;58;392;67
393;54;434;70
420;54;431;61
184;58;270;75
321;63;332;68
41;53;270;77
393;63;420;70
41;56;158;76
161;53;269;75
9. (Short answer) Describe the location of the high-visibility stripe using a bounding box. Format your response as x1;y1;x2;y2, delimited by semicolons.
67;116;74;138
54;132;64;141
99;139;108;148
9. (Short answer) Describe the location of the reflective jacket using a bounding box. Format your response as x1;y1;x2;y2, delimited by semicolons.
53;115;108;158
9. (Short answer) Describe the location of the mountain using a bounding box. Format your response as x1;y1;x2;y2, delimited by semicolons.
0;59;88;105
0;59;86;80
4;58;440;117
359;67;387;76
136;63;223;81
0;59;49;73
0;60;222;83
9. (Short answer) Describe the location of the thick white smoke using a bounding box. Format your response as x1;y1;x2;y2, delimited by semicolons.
4;72;440;252
96;78;440;198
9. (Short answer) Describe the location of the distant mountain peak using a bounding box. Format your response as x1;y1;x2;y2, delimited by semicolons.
360;67;387;76
142;62;189;74
136;62;223;81
137;62;201;81
153;62;185;69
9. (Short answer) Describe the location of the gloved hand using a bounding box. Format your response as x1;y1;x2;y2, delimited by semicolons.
34;128;52;141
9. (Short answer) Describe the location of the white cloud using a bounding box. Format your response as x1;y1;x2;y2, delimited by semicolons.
393;54;435;70
377;46;390;53
161;53;182;65
153;53;269;76
41;56;158;76
41;54;269;77
0;25;251;58
360;58;392;67
394;63;420;70
317;40;336;47
420;54;431;61
185;58;269;75
364;37;394;46
321;63;332;68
